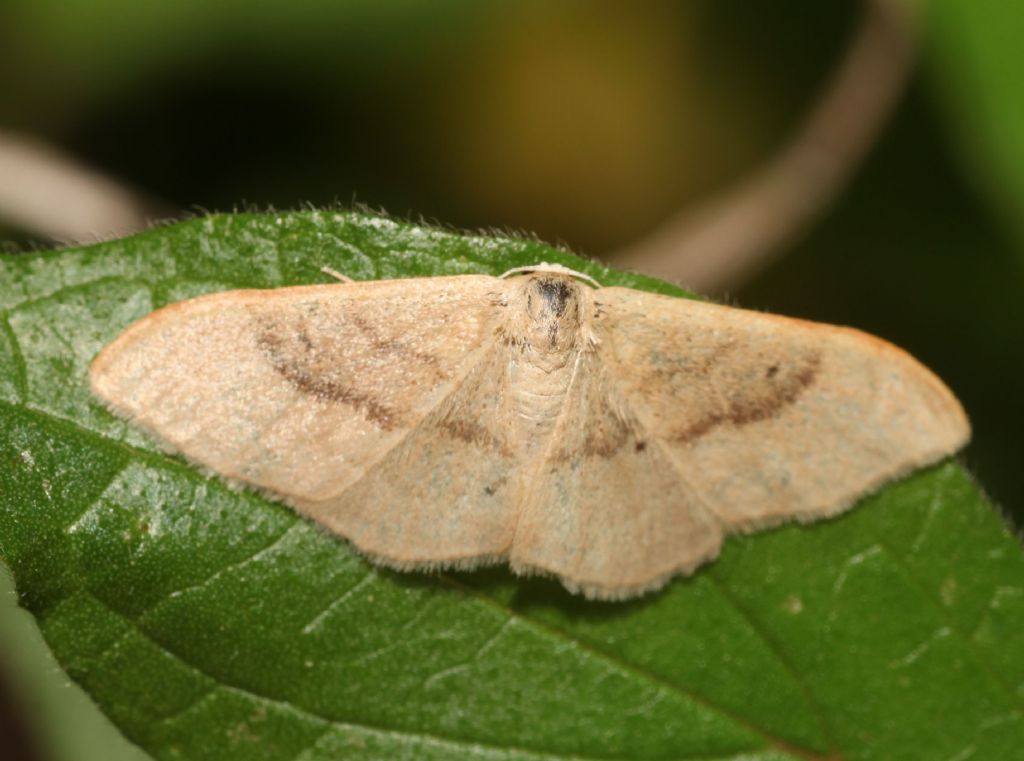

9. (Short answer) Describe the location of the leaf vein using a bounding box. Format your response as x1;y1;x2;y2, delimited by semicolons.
153;684;219;726
299;570;376;634
866;533;1024;715
420;618;512;692
154;520;303;609
62;462;131;536
706;571;837;755
439;576;831;761
0;310;28;402
289;726;334;761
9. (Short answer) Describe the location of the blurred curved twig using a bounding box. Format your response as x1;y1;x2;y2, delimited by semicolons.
0;130;159;244
610;0;919;294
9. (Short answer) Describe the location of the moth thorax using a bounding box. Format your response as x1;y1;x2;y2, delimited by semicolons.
510;274;587;358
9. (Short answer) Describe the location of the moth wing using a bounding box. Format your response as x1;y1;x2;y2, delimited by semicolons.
593;287;970;531
306;342;520;567
90;275;504;506
509;351;723;599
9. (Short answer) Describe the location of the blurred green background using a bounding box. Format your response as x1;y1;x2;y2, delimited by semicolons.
0;1;1021;759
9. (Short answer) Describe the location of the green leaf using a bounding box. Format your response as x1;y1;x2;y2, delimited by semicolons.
1;210;1021;760
925;1;1024;259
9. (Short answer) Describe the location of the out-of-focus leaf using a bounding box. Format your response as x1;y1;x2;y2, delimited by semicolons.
0;211;1021;760
0;570;150;761
926;1;1024;259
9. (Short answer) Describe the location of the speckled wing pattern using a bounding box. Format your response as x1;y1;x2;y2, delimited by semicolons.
509;347;724;598
90;276;508;509
90;270;970;599
592;287;968;535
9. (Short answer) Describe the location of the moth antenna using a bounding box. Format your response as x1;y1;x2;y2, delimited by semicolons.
499;262;601;289
320;266;354;283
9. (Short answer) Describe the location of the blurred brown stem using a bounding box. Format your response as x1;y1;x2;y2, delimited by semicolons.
0;130;158;244
610;0;918;294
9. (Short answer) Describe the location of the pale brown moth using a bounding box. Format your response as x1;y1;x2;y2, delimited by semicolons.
89;263;969;600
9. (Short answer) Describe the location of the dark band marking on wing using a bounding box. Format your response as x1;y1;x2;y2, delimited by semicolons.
671;352;822;445
255;327;400;428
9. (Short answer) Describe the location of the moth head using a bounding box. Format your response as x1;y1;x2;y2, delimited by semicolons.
506;273;590;354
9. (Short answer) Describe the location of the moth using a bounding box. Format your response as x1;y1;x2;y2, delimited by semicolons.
89;263;969;599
